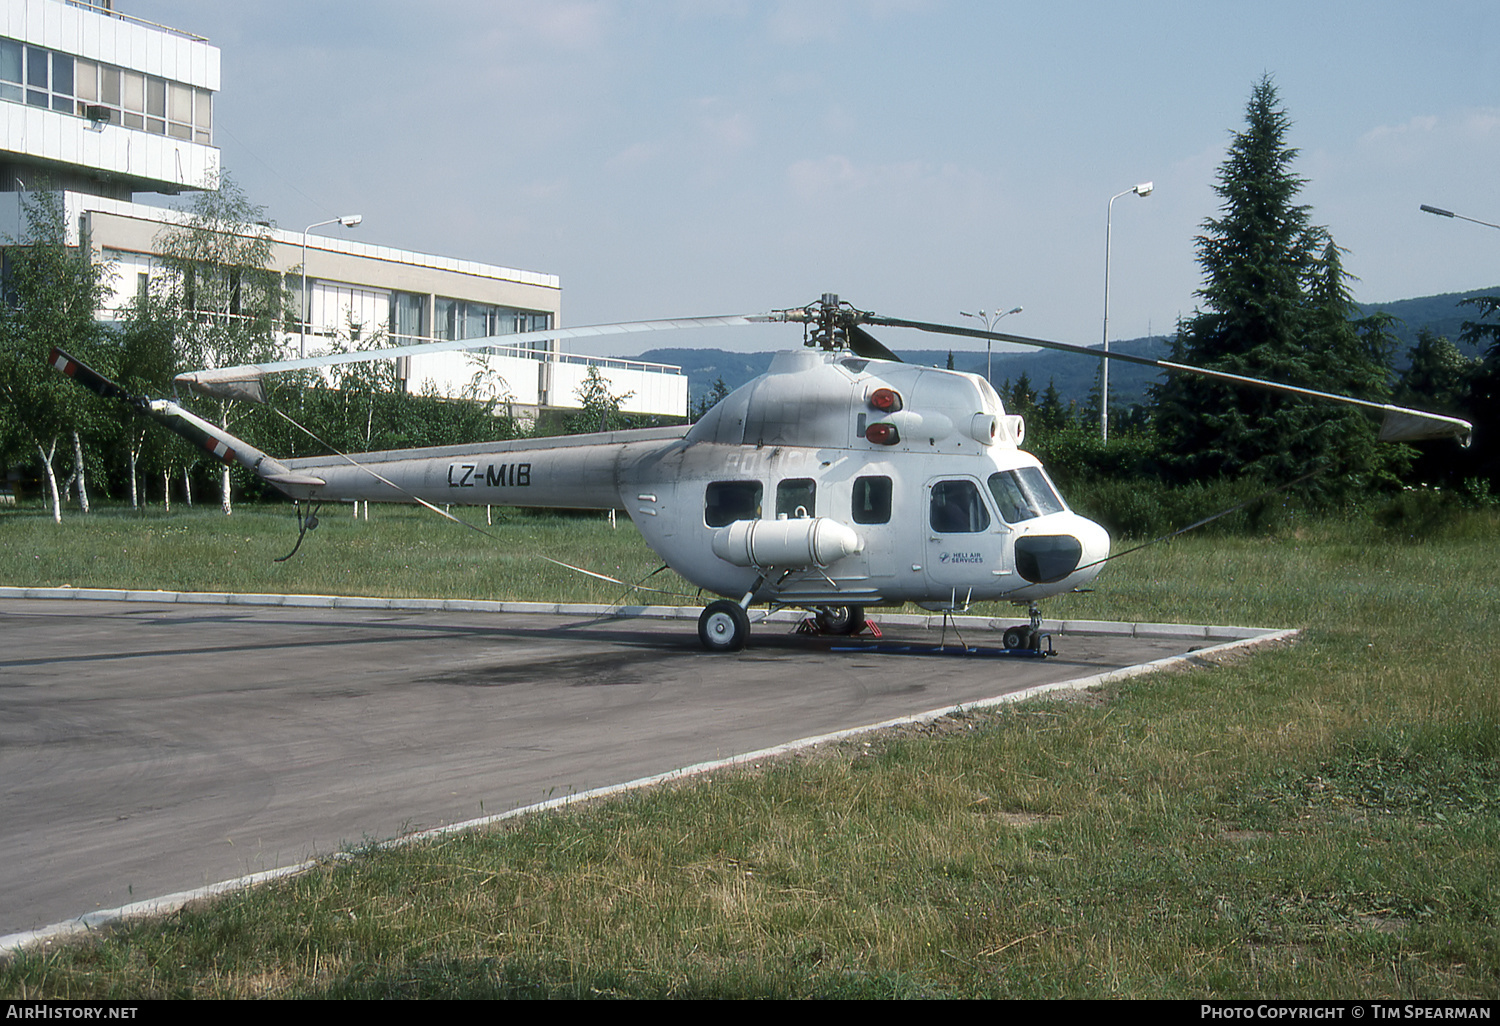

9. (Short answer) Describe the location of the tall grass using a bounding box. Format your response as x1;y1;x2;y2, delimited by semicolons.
3;503;1497;998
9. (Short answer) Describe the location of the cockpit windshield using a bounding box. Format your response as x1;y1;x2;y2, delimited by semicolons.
987;467;1066;524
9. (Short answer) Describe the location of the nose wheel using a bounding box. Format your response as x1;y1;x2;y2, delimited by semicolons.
1003;602;1050;654
1002;624;1035;650
698;600;751;652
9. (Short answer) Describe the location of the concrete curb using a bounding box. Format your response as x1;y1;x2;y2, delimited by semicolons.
0;585;1282;641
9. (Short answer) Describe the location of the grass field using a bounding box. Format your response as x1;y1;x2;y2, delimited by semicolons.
2;501;1497;998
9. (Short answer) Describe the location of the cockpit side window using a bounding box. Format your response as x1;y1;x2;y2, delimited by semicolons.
705;481;763;527
851;475;892;524
930;479;991;533
987;467;1066;524
776;478;816;518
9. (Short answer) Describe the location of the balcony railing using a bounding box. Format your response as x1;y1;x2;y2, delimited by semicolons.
63;1;210;43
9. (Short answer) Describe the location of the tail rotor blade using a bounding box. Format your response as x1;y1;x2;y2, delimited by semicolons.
49;349;135;405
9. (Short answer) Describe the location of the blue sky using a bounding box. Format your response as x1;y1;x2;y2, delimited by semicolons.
128;1;1500;357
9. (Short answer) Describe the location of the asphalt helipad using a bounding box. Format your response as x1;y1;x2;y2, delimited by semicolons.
0;589;1291;945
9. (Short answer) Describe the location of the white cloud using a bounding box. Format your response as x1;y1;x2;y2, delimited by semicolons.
605;142;663;172
787;155;864;200
1358;108;1500;166
764;0;933;45
698;109;756;151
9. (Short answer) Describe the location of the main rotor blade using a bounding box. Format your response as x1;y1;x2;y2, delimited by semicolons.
865;314;1473;445
176;313;777;400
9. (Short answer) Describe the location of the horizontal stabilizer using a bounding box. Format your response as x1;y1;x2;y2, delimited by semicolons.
262;471;329;488
187;376;267;404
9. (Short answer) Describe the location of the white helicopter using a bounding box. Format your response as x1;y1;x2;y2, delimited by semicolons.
52;293;1472;652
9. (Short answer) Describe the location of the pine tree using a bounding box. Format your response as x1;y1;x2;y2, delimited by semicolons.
1036;378;1068;433
1456;295;1500;486
1305;236;1402;494
1154;77;1391;500
1396;329;1475;415
1008;372;1037;419
1390;327;1481;488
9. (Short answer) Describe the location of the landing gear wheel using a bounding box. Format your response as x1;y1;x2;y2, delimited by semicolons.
1003;625;1034;651
814;604;866;636
699;600;751;652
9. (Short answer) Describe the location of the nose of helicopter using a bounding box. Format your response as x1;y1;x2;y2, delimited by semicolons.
1071;514;1111;585
1013;515;1112;586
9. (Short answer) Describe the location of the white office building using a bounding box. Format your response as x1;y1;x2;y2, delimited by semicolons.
0;0;687;419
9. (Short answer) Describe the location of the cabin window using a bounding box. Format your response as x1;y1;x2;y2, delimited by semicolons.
705;481;762;527
987;468;1066;524
776;478;816;518
852;475;892;524
930;479;991;533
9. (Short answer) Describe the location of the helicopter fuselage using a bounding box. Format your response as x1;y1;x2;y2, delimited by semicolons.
53;288;1471;651
280;350;1111;612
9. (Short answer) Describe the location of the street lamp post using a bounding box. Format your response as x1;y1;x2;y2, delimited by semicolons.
1102;182;1153;441
1421;203;1500;232
301;214;364;358
959;306;1023;387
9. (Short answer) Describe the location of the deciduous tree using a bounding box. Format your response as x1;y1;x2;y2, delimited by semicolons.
0;190;115;521
568;364;632;434
153;170;287;514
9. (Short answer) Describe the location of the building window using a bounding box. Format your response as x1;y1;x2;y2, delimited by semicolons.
434;298;553;358
392;292;426;345
0;40;20;102
0;36;212;142
308;281;390;340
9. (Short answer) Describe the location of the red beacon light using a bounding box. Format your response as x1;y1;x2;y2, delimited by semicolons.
865;422;901;445
869;387;903;413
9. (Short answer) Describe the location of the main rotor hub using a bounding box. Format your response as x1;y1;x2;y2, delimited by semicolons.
771;293;873;352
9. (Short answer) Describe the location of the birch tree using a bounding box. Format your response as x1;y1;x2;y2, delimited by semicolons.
0;190;114;522
154;170;287;515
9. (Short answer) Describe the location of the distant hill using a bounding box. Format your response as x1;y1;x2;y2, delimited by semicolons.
1355;287;1498;357
633;287;1498;409
635;339;1172;410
